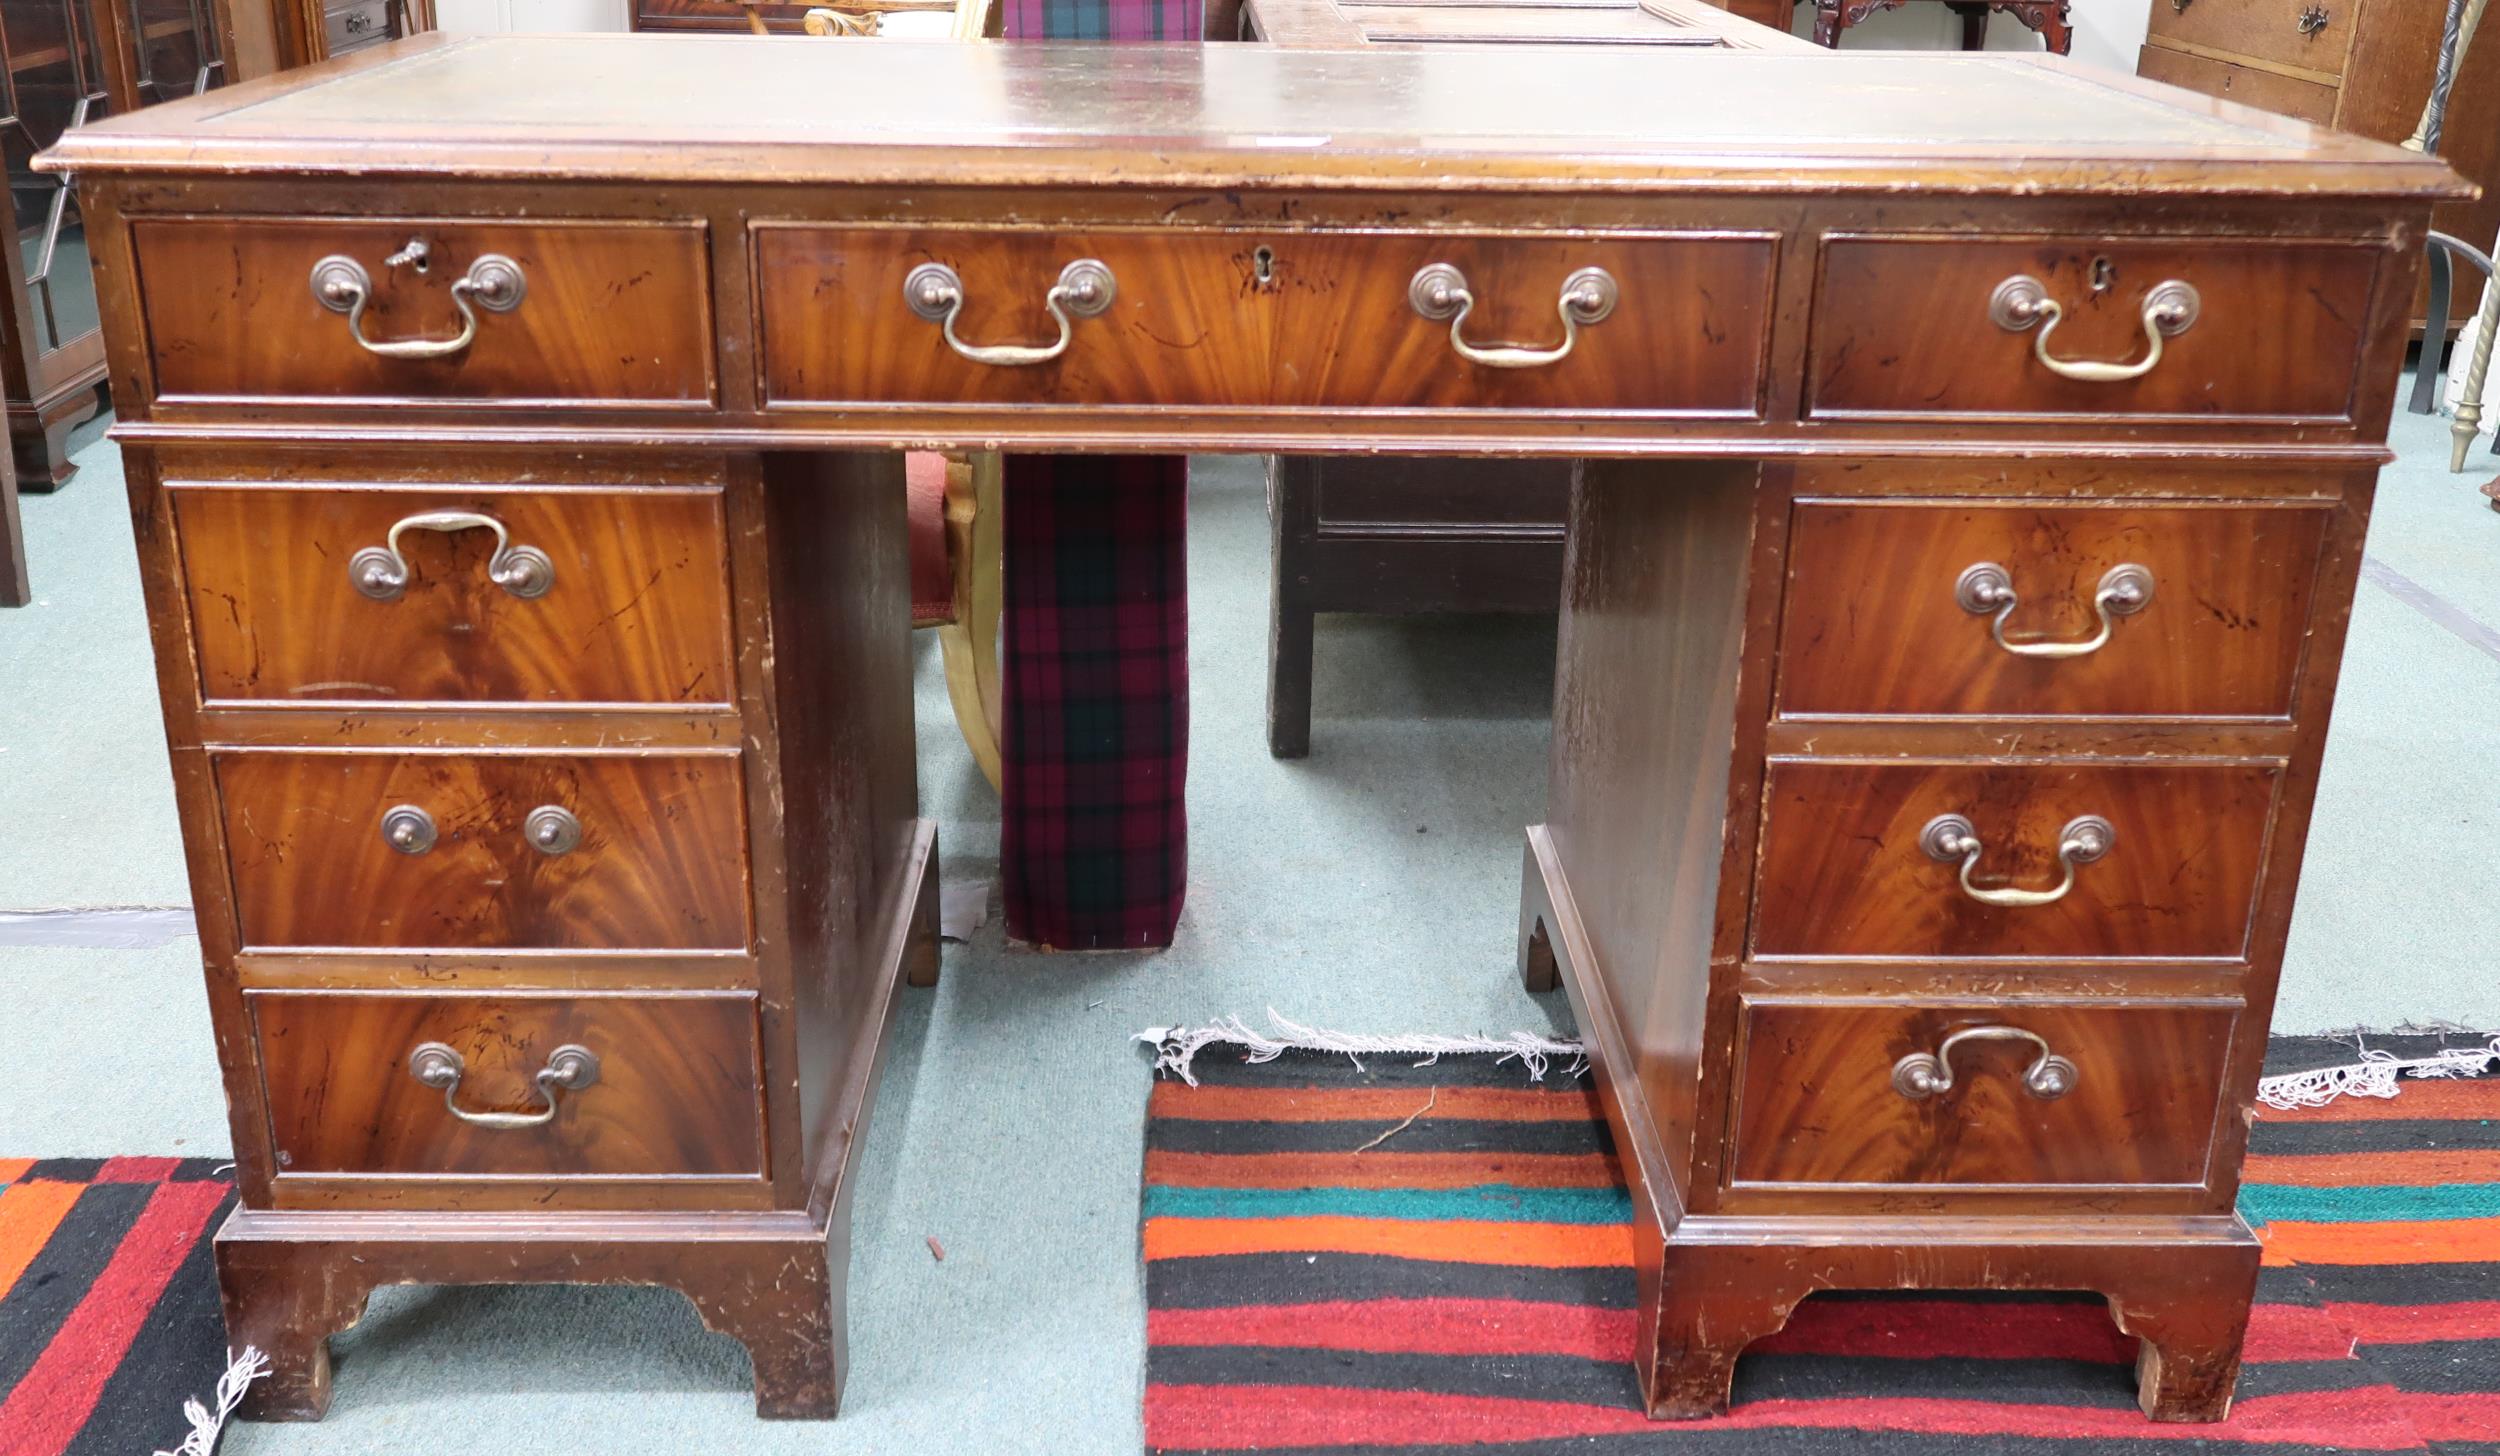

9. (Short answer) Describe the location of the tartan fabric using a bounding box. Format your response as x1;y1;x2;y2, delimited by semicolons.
997;0;1197;950
1003;0;1202;39
1000;454;1190;950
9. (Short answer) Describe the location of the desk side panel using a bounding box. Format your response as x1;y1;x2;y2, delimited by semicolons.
1544;460;1761;1212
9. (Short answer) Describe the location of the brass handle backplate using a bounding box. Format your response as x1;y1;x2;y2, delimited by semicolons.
380;804;437;855
407;1042;600;1130
1990;274;2198;383
1921;812;2114;908
310;250;526;361
350;509;554;602
1893;1025;2078;1101
1409;263;1617;369
1955;561;2153;658
904;259;1116;366
525;805;583;856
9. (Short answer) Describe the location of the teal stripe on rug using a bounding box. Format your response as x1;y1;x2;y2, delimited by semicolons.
2238;1181;2500;1224
1143;1185;1634;1225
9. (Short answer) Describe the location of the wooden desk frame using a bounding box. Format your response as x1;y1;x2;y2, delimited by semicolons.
45;35;2459;1424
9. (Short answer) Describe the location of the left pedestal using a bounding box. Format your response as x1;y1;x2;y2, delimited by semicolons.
120;443;934;1421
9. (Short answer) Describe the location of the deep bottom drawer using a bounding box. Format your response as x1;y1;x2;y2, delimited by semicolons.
252;990;765;1179
1730;998;2238;1190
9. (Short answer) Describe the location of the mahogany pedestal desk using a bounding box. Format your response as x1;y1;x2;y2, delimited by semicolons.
43;35;2460;1424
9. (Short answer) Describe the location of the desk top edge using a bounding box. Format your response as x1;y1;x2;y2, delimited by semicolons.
39;32;2470;201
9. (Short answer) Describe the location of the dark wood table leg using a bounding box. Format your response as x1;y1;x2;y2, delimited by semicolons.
1267;456;1318;759
0;450;26;606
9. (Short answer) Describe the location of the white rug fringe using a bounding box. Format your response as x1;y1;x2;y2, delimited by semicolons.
1136;1010;1585;1087
2255;1034;2500;1110
155;1346;268;1456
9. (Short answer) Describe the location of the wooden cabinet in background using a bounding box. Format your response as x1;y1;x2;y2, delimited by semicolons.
221;0;432;76
0;0;236;491
2139;0;2500;326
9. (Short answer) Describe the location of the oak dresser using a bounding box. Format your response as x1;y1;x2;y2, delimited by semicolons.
41;34;2461;1424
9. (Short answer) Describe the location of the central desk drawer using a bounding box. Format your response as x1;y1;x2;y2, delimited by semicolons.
1775;499;2330;720
130;218;716;406
251;989;766;1180
754;225;1774;413
1752;760;2278;960
1728;998;2237;1190
216;751;751;951
1806;236;2377;423
172;481;736;707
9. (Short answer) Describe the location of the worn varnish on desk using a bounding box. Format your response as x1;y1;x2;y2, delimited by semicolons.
41;33;2463;1425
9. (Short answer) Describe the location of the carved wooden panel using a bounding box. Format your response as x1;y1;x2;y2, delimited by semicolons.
218;751;751;950
1775;499;2330;719
252;989;765;1178
1729;998;2237;1188
1751;760;2279;960
174;482;736;706
131;218;715;405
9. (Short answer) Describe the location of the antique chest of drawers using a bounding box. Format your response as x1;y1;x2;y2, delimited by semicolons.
43;35;2456;1424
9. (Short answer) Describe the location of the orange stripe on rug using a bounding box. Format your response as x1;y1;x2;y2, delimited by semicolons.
1143;1215;1635;1268
0;1179;86;1302
2244;1147;2500;1187
1149;1084;1602;1123
2259;1213;2500;1267
0;1160;32;1186
2257;1080;2500;1124
1145;1149;1624;1190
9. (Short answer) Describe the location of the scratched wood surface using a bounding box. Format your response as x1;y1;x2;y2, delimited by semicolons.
1774;499;2331;720
1727;998;2239;1188
173;481;738;706
251;989;767;1177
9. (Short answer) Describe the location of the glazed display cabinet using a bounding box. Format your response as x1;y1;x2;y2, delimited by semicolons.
1;0;238;489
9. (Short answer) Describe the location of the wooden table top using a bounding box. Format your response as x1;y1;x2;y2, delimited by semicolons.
44;32;2466;200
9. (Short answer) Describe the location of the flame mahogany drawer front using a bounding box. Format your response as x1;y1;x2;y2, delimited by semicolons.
215;751;752;952
754;226;1776;413
249;990;766;1181
171;481;737;707
1775;499;2331;720
1751;760;2279;960
129;218;717;406
1807;237;2379;423
1728;999;2239;1190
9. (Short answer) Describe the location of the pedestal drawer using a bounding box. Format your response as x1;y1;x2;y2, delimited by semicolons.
1752;760;2278;960
172;481;736;707
216;751;751;951
1807;237;2377;423
1729;998;2238;1189
130;218;716;406
250;990;765;1178
1775;499;2330;719
755;225;1774;413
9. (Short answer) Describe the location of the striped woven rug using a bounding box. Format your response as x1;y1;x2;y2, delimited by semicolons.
1142;1035;2499;1454
0;1158;237;1456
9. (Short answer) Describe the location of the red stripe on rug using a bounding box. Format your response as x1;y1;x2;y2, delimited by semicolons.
1150;1084;1603;1123
0;1178;228;1456
93;1157;182;1184
2397;1390;2500;1443
1753;1298;2351;1365
1149;1297;1637;1360
2327;1299;2500;1344
1143;1384;2427;1450
1145;1149;1624;1190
